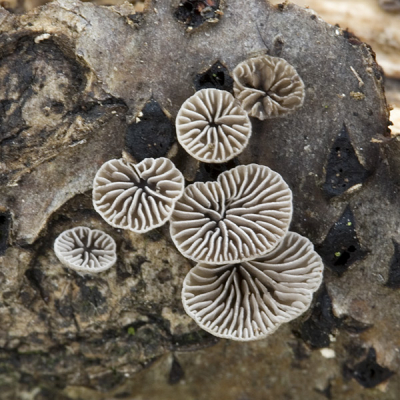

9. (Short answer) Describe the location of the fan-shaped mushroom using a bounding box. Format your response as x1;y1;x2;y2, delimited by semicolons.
54;226;117;273
93;157;184;233
170;164;292;264
182;232;324;341
176;88;252;163
233;55;305;120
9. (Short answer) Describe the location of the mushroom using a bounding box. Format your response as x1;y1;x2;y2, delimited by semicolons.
182;231;324;341
54;226;117;273
93;157;184;233
233;55;305;120
170;164;292;264
176;88;252;163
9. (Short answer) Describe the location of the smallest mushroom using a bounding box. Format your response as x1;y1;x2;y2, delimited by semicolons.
233;54;305;120
54;226;117;274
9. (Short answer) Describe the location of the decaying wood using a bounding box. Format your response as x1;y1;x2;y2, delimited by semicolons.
270;0;400;80
0;1;399;399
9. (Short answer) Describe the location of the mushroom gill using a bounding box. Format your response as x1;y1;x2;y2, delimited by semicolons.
170;164;292;264
233;55;305;120
176;88;252;163
93;157;185;233
54;226;117;273
182;232;324;341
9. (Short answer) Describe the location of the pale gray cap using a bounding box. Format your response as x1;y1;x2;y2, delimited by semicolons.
170;164;292;264
93;157;184;233
54;226;117;274
233;55;305;120
182;231;324;341
176;88;251;163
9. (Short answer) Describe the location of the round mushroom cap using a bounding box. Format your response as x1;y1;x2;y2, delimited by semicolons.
54;226;117;273
233;55;305;120
170;164;292;264
176;88;252;163
182;232;324;341
93;157;184;233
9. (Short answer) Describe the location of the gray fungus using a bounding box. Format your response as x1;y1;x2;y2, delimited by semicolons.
233;55;305;120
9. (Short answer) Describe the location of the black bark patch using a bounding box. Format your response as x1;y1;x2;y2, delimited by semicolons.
316;206;367;275
385;240;400;289
0;211;11;255
323;125;370;198
348;348;394;388
299;286;340;348
174;0;221;29
168;357;185;385
194;61;233;92
195;158;240;182
125;99;176;161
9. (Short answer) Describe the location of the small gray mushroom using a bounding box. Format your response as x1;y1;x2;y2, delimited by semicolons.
54;226;117;274
176;88;252;163
170;164;292;264
182;232;324;341
233;55;305;120
93;157;185;233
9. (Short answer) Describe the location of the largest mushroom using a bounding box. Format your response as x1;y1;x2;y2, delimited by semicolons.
170;164;293;264
182;231;324;341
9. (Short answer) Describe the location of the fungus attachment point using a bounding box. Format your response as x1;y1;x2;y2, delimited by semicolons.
170;164;292;264
54;226;117;273
176;88;251;163
233;55;305;120
93;157;184;233
182;232;324;341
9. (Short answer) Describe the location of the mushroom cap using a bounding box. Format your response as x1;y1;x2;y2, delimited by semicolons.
170;164;292;264
182;232;324;341
233;55;305;120
54;226;117;273
93;157;184;233
176;88;252;163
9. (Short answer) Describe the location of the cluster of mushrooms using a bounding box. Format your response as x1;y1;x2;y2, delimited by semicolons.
54;55;324;341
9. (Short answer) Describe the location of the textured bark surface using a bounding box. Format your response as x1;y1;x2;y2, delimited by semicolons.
0;0;399;399
270;0;400;80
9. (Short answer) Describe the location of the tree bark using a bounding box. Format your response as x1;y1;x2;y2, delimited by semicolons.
0;1;398;399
